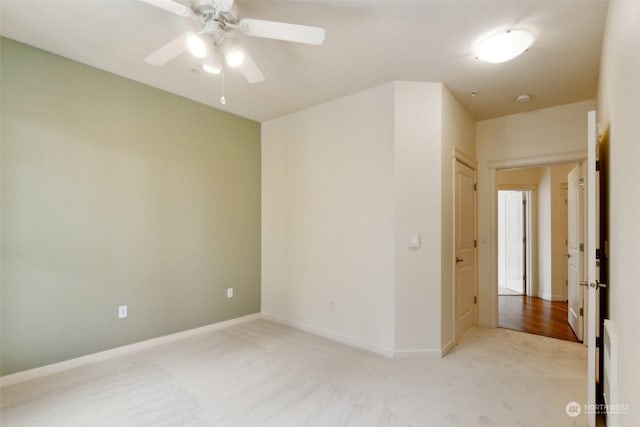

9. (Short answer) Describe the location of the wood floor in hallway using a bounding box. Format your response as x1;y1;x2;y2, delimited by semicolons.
499;295;580;342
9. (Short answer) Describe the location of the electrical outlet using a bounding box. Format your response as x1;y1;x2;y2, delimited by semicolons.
118;305;128;319
227;288;233;298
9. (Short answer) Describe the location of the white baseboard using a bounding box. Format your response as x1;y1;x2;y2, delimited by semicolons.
395;338;455;359
0;313;261;388
539;292;552;301
261;312;396;359
540;293;567;302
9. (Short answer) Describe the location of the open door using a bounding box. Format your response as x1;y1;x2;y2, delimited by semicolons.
586;110;603;427
567;165;584;341
503;191;525;294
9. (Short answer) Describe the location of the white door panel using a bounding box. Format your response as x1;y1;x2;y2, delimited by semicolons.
505;191;524;294
455;160;476;340
568;165;584;341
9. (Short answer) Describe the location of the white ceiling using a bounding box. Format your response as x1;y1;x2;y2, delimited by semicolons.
1;0;608;123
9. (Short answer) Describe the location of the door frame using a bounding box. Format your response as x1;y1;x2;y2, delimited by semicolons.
497;186;534;296
486;150;587;328
452;148;478;343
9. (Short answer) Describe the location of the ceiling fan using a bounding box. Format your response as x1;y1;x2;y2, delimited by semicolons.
140;0;326;84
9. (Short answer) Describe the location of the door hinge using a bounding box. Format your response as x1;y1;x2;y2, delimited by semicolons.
596;160;600;171
596;336;602;348
596;248;602;260
579;243;584;252
474;183;477;191
474;296;477;304
580;307;584;316
523;275;526;281
474;239;477;248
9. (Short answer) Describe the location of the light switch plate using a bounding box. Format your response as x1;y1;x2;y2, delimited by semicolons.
409;234;421;249
118;305;128;319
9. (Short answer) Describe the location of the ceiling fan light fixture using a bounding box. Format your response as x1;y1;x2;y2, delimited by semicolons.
187;34;208;58
202;51;223;74
226;49;245;67
475;29;534;63
222;40;245;68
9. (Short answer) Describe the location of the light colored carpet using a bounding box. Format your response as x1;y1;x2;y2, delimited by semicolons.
0;319;587;426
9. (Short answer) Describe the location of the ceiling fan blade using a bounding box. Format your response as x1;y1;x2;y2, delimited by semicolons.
144;31;195;66
237;50;265;84
139;0;193;17
239;19;325;46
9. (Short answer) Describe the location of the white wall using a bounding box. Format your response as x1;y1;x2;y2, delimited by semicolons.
549;164;574;301
262;81;476;356
538;164;574;301
261;83;397;355
393;82;443;354
476;100;595;326
597;1;640;423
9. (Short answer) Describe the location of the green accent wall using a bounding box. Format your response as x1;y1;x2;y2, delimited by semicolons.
0;38;261;375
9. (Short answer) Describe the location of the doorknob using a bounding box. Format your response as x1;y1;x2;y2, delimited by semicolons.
456;257;464;264
579;281;608;289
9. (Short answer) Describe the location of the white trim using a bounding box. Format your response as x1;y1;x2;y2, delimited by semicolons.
261;312;396;359
497;183;538;191
540;292;567;302
452;147;478;168
440;339;456;357
0;313;261;388
487;150;587;170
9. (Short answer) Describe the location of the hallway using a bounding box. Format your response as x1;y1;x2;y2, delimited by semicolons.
499;295;580;342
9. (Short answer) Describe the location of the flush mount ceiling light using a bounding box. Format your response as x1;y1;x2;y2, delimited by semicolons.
515;94;532;103
475;29;534;63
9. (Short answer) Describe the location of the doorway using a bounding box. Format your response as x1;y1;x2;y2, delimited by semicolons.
498;190;529;296
495;164;579;342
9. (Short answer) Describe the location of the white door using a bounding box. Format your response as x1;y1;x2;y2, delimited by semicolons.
455;160;476;340
504;191;525;294
586;110;599;427
567;165;584;341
